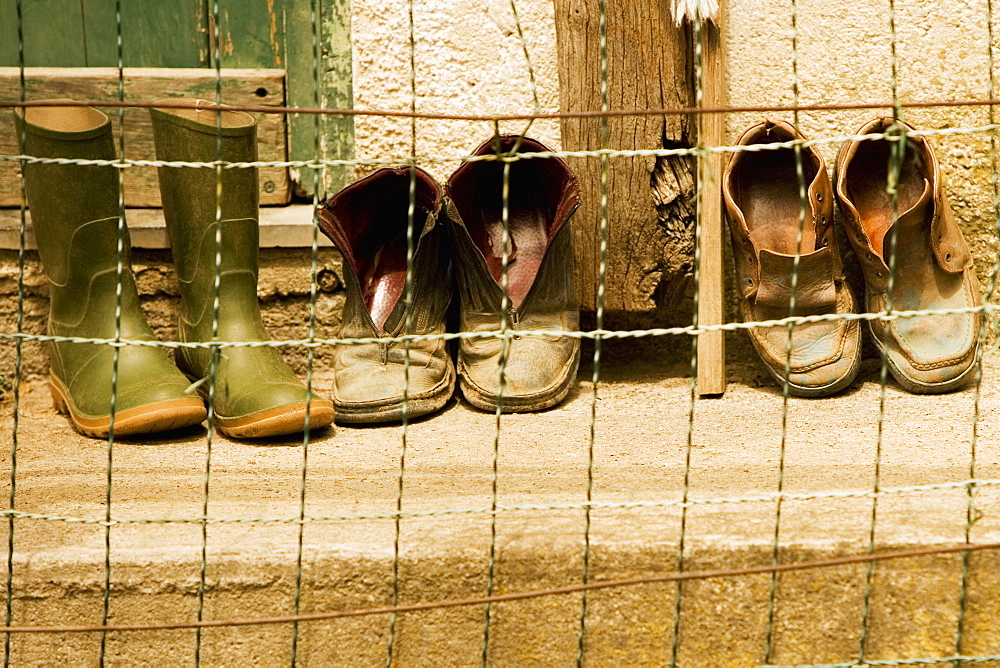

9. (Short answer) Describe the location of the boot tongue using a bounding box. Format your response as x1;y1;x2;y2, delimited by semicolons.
756;248;837;311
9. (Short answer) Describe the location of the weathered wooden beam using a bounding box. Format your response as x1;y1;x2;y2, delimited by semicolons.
553;0;694;312
0;205;329;250
696;11;728;396
0;67;289;207
283;0;355;198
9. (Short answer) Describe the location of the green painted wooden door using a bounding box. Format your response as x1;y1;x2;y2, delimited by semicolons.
0;0;353;194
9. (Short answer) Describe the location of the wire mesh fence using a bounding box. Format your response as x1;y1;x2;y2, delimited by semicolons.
1;0;1000;665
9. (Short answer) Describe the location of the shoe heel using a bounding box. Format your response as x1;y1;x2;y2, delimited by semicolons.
49;377;69;416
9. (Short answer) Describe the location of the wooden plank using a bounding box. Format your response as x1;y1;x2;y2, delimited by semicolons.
81;0;208;68
0;205;330;250
284;0;354;197
696;12;728;396
216;0;284;68
553;0;693;312
0;0;87;67
0;67;290;207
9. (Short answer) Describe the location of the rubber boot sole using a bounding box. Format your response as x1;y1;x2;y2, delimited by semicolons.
208;399;336;439
51;375;207;438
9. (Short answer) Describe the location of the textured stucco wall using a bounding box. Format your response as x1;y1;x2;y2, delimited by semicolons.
351;0;999;282
725;0;999;285
350;0;562;182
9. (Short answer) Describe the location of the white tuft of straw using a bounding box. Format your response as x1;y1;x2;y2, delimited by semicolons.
672;0;719;25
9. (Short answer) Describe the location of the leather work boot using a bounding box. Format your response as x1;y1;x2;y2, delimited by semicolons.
446;135;582;412
316;167;455;423
835;117;982;393
150;99;334;437
723;120;861;397
14;101;206;437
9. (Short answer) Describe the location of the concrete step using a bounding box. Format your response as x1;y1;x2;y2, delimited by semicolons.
1;356;999;665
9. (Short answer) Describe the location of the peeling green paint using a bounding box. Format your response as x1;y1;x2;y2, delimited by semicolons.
0;0;355;196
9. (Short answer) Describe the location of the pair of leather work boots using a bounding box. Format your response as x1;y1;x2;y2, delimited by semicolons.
317;135;581;423
15;100;334;438
724;118;982;396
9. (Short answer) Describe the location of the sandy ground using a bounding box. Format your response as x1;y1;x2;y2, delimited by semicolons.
1;348;999;665
1;347;998;559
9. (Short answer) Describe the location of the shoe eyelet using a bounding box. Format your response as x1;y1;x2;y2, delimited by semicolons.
815;192;823;202
745;277;754;286
945;252;952;261
748;255;756;265
820;237;829;247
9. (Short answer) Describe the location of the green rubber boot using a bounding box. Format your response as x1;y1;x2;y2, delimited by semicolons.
150;99;334;438
14;102;207;437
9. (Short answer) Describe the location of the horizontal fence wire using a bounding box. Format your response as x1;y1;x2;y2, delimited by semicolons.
8;95;1000;119
4;18;1000;663
3;122;1000;170
0;540;996;635
0;303;996;348
0;476;995;526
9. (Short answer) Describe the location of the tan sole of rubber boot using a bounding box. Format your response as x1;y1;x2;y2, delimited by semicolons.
211;400;336;439
50;375;207;438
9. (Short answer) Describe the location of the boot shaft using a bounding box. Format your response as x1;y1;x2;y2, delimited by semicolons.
317;166;452;338
15;103;124;282
445;135;580;320
13;102;151;339
150;100;264;344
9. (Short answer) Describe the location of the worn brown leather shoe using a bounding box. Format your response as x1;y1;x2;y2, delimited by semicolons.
835;117;981;393
723;120;861;396
317;167;455;422
446;136;581;412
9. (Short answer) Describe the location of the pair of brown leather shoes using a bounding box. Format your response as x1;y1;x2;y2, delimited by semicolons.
317;136;581;423
724;118;981;396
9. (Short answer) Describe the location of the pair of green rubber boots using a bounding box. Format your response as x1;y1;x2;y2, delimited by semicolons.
15;100;334;439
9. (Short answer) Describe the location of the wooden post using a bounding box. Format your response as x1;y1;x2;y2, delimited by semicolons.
553;0;693;313
696;9;728;396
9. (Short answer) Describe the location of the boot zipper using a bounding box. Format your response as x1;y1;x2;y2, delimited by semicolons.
506;307;520;327
379;340;389;365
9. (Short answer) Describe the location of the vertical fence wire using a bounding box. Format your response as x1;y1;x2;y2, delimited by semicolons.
4;3;28;665
508;0;541;139
385;0;422;661
480;136;515;668
670;12;705;667
858;0;904;660
194;1;226;663
575;0;610;662
954;0;1000;660
97;2;129;662
763;0;808;660
291;0;327;663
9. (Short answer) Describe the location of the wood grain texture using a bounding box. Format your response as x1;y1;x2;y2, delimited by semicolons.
554;0;693;311
283;0;354;198
696;15;727;396
0;67;289;207
0;0;208;68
